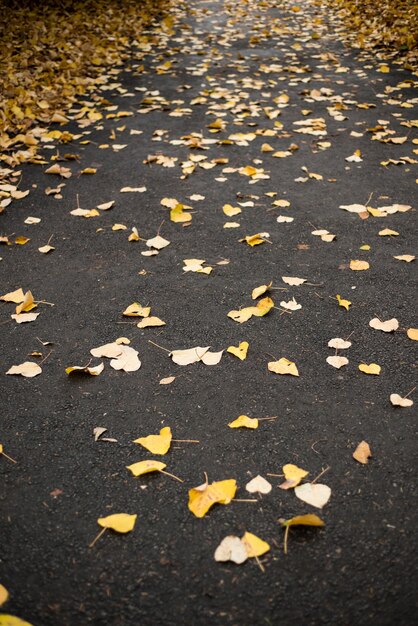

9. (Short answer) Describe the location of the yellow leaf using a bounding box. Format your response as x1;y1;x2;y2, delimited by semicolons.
350;259;369;271
123;303;151;317
15;291;36;315
358;363;381;375
240;166;257;176
378;64;390;73
227;342;249;360
379;228;399;236
227;307;255;324
128;227;140;242
126;459;166;477
0;616;33;626
188;478;237;518
6;362;42;378
280;513;325;528
360;245;370;250
97;513;137;533
252;282;272;300
170;204;192;223
336;294;351;310
268;358;299;376
407;328;418;341
252;296;274;316
394;255;415;262
137;316;165;328
241;532;270;558
0;288;25;303
81;168;97;175
242;233;266;246
15;236;30;245
228;415;258;429
112;223;127;231
133;427;172;455
222;204;241;217
38;245;55;254
280;463;308;489
0;584;9;607
353;441;372;464
65;363;104;376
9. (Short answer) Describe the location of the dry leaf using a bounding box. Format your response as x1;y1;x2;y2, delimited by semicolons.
16;291;36;314
146;235;170;250
282;276;306;286
97;513;137;533
394;255;415;262
350;260;370;271
379;228;399;237
123;303;151;317
280;297;302;311
120;186;146;193
353;441;372;464
159;376;176;385
369;318;399;332
6;362;42;378
24;217;41;224
110;346;141;372
390;394;413;408
228;415;258;429
0;288;25;303
188;478;236;518
65;363;104;376
227;342;249;360
358;363;381;375
97;201;115;210
268;358;299;376
38;245;55;254
241;233;268;247
245;475;272;494
326;355;349;369
90;340;128;359
406;328;418;341
11;312;40;324
328;338;351;349
223;204;241;217
137;316;165;328
280;464;309;489
133;427;172;455
336;294;351;310
0;584;9;607
214;536;248;564
294;483;331;508
15;236;30;245
252;282;272;300
126;460;166;477
0;616;33;626
241;532;270;558
170;346;209;366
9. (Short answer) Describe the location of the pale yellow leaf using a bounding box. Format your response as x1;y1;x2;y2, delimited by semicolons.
227;342;249;360
97;513;137;533
268;358;299;376
358;363;381;375
228;415;258;429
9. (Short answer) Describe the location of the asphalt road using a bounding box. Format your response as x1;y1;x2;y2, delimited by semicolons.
1;1;417;625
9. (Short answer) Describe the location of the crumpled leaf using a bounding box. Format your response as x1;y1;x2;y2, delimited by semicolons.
123;303;151;317
126;460;166;477
282;276;306;286
228;415;258;429
279;464;309;489
336;294;351;310
133;427;172;455
188;478;237;518
268;358;299;376
183;259;212;274
252;282;272;299
227;341;249;360
358;363;381;375
214;536;248;564
369;318;399;332
15;291;36;314
245;475;272;494
110;346;141;372
0;288;25;303
353;441;372;464
6;362;42;378
326;355;349;369
280;297;302;311
97;513;137;533
65;363;104;376
294;483;331;508
390;394;413;408
240;233;269;247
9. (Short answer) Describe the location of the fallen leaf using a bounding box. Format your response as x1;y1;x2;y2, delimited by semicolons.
406;328;418;341
146;235;170;250
328;338;352;349
379;228;399;237
16;291;36;314
214;536;248;564
223;204;241;217
390;394;413;408
282;276;306;286
268;358;299;376
11;312;40;324
326;355;349;369
123;303;151;317
90;340;128;359
133;427;172;455
159;376;176;385
65;363;104;376
294;483;331;508
280;297;302;311
252;282;272;300
6;362;42;378
120;187;146;193
38;245;55;254
188;478;237;518
126;459;166;477
110;346;141;372
336;294;351;310
170;346;210;366
241;233;268;247
279;514;325;553
228;415;258;429
0;584;9;607
137;316;166;328
112;223;127;231
280;464;309;489
15;236;30;245
245;475;272;494
369;318;399;332
24;217;41;225
394;255;415;262
353;441;372;464
227;342;249;360
0;288;25;303
97;201;115;210
0;616;33;626
350;260;370;271
358;363;381;375
241;532;270;558
97;513;137;533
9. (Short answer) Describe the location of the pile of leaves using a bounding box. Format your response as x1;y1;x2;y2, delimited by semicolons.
328;0;418;66
0;0;169;137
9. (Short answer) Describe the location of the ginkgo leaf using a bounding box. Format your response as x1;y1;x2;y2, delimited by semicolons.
15;236;30;245
200;350;223;365
0;288;25;303
394;255;415;263
227;342;249;360
241;532;270;558
252;297;274;317
110;346;141;372
90;340;128;359
159;376;176;385
358;363;381;375
228;307;254;324
350;260;369;271
390;394;413;408
268;358;299;376
183;259;212;274
146;235;170;250
6;362;42;378
241;233;268;247
280;464;309;489
294;483;331;508
353;441;372;464
328;338;352;349
71;208;99;218
133;427;172;455
170;205;192;223
369;318;399;332
97;513;137;533
0;616;33;626
38;245;55;254
326;355;349;369
245;475;272;494
128;227;140;242
97;201;115;210
123;303;151;317
137;316;166;328
379;228;399;236
0;584;9;607
280;297;302;311
406;328;418;341
112;223;127;231
15;291;36;314
170;346;210;366
188;478;237;518
279;514;325;553
252;282;272;300
65;363;104;376
24;216;41;224
126;460;166;477
336;294;351;310
214;536;248;564
282;276;306;286
11;313;40;324
277;215;294;223
223;204;241;217
228;415;258;429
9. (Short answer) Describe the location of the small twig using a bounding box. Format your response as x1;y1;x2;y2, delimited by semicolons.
171;439;199;443
233;498;257;503
1;450;17;464
257;416;278;421
365;191;374;207
39;349;53;365
310;439;327;455
156;220;165;236
89;527;107;549
403;386;416;399
148;340;171;353
266;473;283;477
311;465;331;484
34;301;55;306
160;469;184;483
255;555;265;573
284;525;290;555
